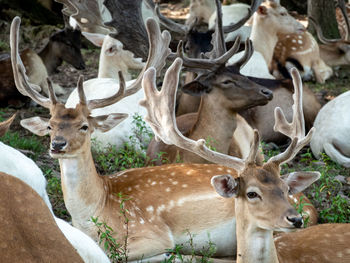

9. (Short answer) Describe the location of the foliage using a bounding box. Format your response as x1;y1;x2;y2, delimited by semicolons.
164;231;216;263
91;193;130;262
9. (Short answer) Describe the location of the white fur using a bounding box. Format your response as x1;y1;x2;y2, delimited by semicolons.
0;142;110;262
65;78;147;149
310;91;350;167
208;3;252;42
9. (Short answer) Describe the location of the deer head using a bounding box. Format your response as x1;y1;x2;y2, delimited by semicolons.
11;16;170;157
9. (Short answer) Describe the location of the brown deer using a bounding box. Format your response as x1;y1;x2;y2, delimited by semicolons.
12;16;316;261
0;25;85;105
142;59;349;263
0;172;84;262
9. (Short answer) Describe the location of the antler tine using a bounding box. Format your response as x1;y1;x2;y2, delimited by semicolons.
87;18;171;110
267;68;315;166
47;78;58;105
140;58;245;171
10;17;52;109
55;0;112;34
88;72;126;109
232;38;254;69
206;0;226;59
309;17;340;44
246;130;261;166
154;4;188;34
223;0;262;34
337;0;350;40
77;75;87;105
170;36;241;71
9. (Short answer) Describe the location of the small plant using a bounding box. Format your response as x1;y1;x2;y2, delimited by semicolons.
164;231;216;263
91;193;130;262
130;113;154;152
205;136;217;151
293;195;312;227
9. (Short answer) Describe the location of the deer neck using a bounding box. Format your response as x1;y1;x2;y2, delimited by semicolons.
58;144;106;226
38;42;62;75
250;18;279;66
189;94;238;154
235;200;279;263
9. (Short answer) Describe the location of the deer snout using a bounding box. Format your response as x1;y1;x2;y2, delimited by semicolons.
286;215;303;228
76;60;85;70
51;138;67;152
260;88;273;100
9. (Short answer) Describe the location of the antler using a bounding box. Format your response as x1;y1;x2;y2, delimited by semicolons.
10;17;51;109
223;0;262;34
309;17;340;44
266;68;315;166
104;0;148;60
85;18;171;110
153;3;188;35
55;0;112;34
140;58;250;171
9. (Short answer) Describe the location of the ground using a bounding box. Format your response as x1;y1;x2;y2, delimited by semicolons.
0;0;348;238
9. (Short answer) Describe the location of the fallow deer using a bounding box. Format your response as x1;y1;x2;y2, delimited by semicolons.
13;16;313;261
0;26;85;105
141;60;349;263
310;90;350;168
0;114;111;262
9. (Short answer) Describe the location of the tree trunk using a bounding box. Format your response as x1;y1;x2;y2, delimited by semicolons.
307;0;340;38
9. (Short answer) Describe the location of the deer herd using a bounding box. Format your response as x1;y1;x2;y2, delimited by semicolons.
0;0;349;262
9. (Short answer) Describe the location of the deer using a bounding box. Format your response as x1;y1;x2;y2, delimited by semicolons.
141;58;349;263
0;25;85;106
12;16;314;261
310;90;350;168
271;0;350;83
0;112;110;262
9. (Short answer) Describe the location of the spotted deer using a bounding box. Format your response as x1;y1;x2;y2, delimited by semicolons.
0;113;110;262
0;26;85;105
141;59;349;263
13;17;314;262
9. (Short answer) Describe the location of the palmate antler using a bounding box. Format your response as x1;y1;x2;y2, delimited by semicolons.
140;59;312;172
11;17;170;111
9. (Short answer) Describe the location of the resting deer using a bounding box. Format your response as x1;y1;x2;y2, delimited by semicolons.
0;25;85;105
142;59;349;263
13;16;314;261
147;10;273;165
0;113;110;262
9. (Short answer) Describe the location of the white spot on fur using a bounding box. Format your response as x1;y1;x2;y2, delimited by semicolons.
127;187;132;191
298;35;302;39
292;39;296;43
170;172;176;176
182;184;188;188
292;47;297;51
298;40;303;44
172;181;178;185
166;187;171;192
139;218;145;224
157;204;166;215
177;193;219;206
226;169;233;173
206;170;212;173
146;206;154;212
217;167;223;171
151;181;157;186
286;35;290;38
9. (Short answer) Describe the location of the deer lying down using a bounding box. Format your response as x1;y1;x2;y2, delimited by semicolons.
14;18;314;262
0;26;84;105
65;18;171;149
310;91;350;168
0;172;83;262
0;113;110;262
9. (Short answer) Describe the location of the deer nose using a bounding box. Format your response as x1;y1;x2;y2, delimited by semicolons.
287;216;303;228
51;140;67;151
260;88;273;100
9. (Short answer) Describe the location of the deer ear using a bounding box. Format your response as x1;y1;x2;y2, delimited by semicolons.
93;113;128;133
211;174;239;198
0;113;16;137
181;80;212;96
257;6;268;16
282;172;321;195
20;117;50;136
82;32;105;47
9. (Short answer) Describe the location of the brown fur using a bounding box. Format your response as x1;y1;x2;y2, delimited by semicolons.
275;223;350;263
0;172;83;262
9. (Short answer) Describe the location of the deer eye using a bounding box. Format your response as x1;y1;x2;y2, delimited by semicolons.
222;80;232;85
80;125;88;131
280;13;287;16
47;126;52;130
247;192;260;199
